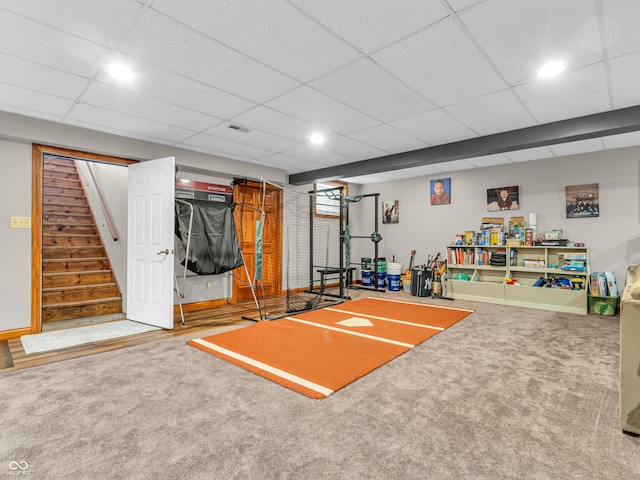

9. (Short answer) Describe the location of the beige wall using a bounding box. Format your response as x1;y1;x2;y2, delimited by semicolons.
0;140;33;331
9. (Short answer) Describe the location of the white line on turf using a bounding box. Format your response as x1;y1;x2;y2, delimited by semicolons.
284;317;416;348
323;308;444;331
192;338;334;397
365;296;474;312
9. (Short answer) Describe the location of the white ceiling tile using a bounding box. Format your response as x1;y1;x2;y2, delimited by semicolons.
0;10;110;77
444;89;536;135
81;82;223;132
460;0;602;85
602;0;640;58
378;170;418;180
255;154;327;173
464;154;512;167
548;139;604;157
347;125;428;154
151;0;360;82
290;0;449;53
65;104;195;143
0;83;74;117
602;131;640;150
204;123;301;153
96;56;256;119
179;133;273;160
445;0;482;12
232;107;316;143
266;86;379;134
503;146;555;163
0;53;89;100
64;119;176;146
514;63;610;124
120;9;298;103
609;52;640;109
1;0;145;47
390;109;477;145
0;105;63;123
428;159;476;172
323;136;388;161
283;145;355;166
372;17;507;106
397;165;448;177
310;59;435;122
342;173;396;184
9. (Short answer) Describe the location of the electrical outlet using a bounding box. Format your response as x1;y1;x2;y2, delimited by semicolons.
10;216;31;229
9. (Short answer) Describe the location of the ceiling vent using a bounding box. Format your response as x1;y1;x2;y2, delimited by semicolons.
228;124;251;133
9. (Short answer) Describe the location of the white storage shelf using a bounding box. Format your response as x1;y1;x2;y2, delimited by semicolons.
445;245;589;315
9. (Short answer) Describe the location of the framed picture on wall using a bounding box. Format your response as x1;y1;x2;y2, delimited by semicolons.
430;178;451;205
487;185;519;211
565;183;599;218
382;200;399;224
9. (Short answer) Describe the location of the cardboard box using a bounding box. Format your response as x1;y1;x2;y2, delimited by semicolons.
509;216;525;227
524;259;545;268
588;294;619;315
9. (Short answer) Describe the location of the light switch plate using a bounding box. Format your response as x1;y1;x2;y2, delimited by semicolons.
10;216;31;228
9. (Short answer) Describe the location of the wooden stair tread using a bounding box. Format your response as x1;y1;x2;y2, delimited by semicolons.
43;282;118;292
43;202;88;207
43;223;96;228
43;245;102;250
43;193;88;200
44;232;99;237
42;297;122;308
43;270;112;276
43;257;108;262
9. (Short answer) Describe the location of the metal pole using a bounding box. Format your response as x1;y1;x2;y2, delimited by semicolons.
338;186;344;298
309;192;314;293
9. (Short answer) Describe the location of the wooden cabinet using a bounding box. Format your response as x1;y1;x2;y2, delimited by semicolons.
445;245;589;314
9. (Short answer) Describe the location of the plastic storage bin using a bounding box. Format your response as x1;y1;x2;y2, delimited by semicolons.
588;294;619;315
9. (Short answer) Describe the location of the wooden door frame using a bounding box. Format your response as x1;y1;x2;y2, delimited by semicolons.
31;144;136;334
232;180;283;302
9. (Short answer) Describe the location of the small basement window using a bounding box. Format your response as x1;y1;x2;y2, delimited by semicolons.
314;181;347;218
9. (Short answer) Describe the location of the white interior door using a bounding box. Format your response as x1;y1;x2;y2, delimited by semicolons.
126;157;175;329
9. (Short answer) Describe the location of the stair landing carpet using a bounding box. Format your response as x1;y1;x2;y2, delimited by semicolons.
21;320;161;355
187;297;474;399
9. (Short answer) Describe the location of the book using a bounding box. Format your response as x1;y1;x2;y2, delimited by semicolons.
590;273;601;296
597;273;608;297
604;271;618;296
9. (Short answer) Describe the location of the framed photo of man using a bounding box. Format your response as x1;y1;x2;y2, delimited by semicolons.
430;178;451;205
487;186;519;211
382;200;399;224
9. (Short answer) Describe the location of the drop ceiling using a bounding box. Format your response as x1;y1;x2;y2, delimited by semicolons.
1;0;640;184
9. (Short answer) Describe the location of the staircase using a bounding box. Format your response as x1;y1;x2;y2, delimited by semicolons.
41;158;122;323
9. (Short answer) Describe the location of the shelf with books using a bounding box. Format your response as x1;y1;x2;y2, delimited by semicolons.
445;245;590;314
446;245;508;267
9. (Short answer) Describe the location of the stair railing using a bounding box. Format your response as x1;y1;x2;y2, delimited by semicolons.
85;162;119;242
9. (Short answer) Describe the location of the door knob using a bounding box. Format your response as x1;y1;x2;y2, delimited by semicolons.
157;248;170;255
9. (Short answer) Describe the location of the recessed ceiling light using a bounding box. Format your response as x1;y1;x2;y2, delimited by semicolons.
309;133;325;145
537;61;565;78
107;63;134;82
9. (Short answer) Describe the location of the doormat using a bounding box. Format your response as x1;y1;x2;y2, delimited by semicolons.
188;297;474;399
21;321;161;355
